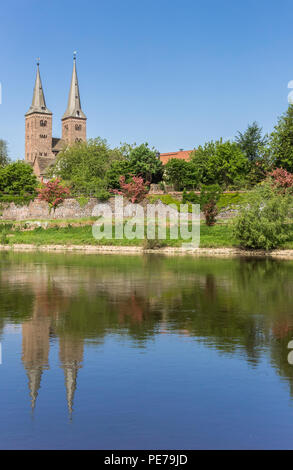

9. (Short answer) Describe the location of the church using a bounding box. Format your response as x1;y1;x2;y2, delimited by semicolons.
25;54;87;178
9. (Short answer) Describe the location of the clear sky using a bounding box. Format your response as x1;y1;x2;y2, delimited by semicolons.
1;0;293;159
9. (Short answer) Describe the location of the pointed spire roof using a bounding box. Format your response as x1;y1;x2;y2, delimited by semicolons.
63;364;78;418
62;53;86;120
25;60;52;116
26;367;43;412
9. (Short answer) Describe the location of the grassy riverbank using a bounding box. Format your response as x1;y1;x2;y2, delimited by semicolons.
1;220;293;249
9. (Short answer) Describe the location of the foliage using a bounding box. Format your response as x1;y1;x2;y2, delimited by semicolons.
270;105;293;172
37;178;71;213
200;184;222;226
0;195;34;205
0;161;37;195
76;196;90;208
126;143;163;183
147;194;181;210
164;159;198;190
182;189;201;205
96;189;111;201
233;182;292;250
269;167;293;194
216;192;248;209
235;121;268;162
246;155;272;186
48;138;123;196
111;175;149;203
106;160;131;189
0;140;9;167
190;139;249;189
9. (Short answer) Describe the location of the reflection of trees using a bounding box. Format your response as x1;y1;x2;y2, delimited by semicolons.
0;252;293;402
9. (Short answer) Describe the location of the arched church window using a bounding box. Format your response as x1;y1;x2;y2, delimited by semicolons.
75;124;82;131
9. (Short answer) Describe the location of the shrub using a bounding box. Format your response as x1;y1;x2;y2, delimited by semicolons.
111;175;149;203
37;178;71;213
233;182;292;250
182;189;200;205
269;168;293;193
96;189;110;201
200;185;222;226
76;196;89;208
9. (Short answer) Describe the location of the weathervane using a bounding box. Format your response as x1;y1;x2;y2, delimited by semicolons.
73;51;77;60
36;57;40;66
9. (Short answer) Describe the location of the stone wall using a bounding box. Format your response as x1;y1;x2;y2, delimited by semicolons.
1;198;100;220
0;196;238;221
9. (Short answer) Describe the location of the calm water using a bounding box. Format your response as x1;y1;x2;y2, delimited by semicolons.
0;252;293;449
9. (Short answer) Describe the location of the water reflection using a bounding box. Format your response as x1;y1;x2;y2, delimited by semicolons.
0;252;293;416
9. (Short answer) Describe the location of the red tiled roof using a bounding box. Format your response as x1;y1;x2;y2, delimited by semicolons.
159;150;193;164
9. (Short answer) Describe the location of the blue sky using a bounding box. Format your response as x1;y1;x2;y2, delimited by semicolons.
1;0;293;159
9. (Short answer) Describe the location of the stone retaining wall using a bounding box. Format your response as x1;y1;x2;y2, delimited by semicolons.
0;197;238;220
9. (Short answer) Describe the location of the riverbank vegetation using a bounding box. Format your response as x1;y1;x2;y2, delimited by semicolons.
1;105;293;251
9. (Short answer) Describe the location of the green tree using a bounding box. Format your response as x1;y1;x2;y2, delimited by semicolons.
106;160;131;189
0;140;9;167
270;105;293;172
235;122;268;162
48;138;123;196
126;143;163;183
191;139;249;189
0;161;37;195
164;159;198;190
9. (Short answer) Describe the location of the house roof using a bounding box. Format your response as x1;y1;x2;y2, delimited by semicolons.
159;150;193;164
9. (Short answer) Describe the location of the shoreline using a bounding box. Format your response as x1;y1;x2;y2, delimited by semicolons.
0;243;293;259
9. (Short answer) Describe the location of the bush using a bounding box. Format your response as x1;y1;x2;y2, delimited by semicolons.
37;178;71;213
111;175;149;203
269;168;293;194
96;189;110;201
233;182;292;250
182;189;200;205
200;185;222;226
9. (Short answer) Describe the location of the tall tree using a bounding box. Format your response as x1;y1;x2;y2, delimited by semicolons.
0;139;9;167
270;105;293;172
235;122;268;162
190;139;249;189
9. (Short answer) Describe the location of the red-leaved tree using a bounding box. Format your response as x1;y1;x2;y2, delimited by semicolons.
111;175;149;203
37;178;71;213
269;168;293;193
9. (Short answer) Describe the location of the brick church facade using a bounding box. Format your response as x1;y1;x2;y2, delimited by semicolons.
25;55;86;178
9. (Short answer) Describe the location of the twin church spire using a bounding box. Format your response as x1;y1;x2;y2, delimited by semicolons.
25;54;87;178
63;53;86;120
26;61;52;116
26;54;85;120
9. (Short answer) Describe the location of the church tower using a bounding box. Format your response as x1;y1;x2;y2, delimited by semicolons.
25;61;53;165
62;53;87;145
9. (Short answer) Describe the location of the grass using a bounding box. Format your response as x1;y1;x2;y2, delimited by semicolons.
1;216;293;250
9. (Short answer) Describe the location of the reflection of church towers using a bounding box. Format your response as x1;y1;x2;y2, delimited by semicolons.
59;336;84;417
22;310;50;411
